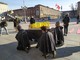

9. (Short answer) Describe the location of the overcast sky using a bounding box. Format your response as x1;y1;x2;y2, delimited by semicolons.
0;0;80;11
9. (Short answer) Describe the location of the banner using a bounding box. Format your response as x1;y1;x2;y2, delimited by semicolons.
55;4;60;10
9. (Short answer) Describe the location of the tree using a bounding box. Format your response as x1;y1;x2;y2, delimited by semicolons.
71;4;75;17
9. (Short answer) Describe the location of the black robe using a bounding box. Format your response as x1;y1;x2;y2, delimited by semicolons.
30;18;35;24
15;29;30;50
39;32;56;54
54;26;64;46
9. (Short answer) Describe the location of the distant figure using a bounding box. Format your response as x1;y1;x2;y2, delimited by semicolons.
30;17;35;24
39;26;56;58
54;21;64;46
76;15;79;24
15;25;30;53
62;14;70;36
0;20;9;35
13;18;19;32
0;17;1;23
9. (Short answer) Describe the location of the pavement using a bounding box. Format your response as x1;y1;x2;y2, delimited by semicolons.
0;18;80;60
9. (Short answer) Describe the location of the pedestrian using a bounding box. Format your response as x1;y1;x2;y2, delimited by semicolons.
38;26;56;58
13;18;20;32
76;15;79;24
15;25;30;53
30;17;35;24
62;14;70;36
54;21;64;46
0;19;9;35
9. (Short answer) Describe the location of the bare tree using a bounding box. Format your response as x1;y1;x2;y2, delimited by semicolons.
75;3;78;10
71;4;77;17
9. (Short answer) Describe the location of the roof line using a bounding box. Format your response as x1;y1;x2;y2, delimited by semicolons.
0;2;8;5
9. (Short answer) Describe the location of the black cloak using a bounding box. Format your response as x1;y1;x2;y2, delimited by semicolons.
15;29;30;50
54;26;64;46
39;32;56;54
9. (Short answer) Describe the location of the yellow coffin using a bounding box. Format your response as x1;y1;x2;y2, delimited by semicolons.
29;21;50;28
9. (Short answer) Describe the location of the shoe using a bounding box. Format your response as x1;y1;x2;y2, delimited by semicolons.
42;54;49;58
52;51;56;58
6;33;9;35
36;45;38;48
64;34;67;36
42;54;49;57
27;47;31;50
25;48;29;53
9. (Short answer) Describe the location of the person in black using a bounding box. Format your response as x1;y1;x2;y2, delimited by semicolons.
54;21;64;46
62;14;70;36
0;20;9;35
77;15;79;24
13;18;19;32
15;25;30;53
39;26;56;58
30;17;35;24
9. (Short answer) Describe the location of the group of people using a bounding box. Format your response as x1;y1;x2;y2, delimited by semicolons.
15;14;72;58
0;17;20;36
0;14;71;58
15;19;65;58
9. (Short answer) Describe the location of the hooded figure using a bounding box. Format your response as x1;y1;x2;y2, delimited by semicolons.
39;26;56;58
15;25;30;52
62;14;70;36
76;15;79;24
53;21;64;46
30;18;35;24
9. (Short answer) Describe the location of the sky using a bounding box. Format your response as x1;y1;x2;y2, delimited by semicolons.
0;0;80;11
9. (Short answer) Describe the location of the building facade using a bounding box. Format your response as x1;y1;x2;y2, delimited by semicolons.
0;2;8;14
77;1;80;17
62;10;77;18
61;1;80;18
39;5;61;19
11;4;61;19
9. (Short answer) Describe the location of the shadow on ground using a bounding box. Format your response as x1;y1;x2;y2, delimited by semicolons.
57;46;80;58
0;42;80;60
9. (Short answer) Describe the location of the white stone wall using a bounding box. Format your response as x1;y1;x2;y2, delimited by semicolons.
0;4;8;14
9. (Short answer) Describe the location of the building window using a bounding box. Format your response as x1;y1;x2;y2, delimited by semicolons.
36;10;39;16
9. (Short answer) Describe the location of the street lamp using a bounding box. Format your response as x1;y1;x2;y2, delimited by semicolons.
21;0;27;23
